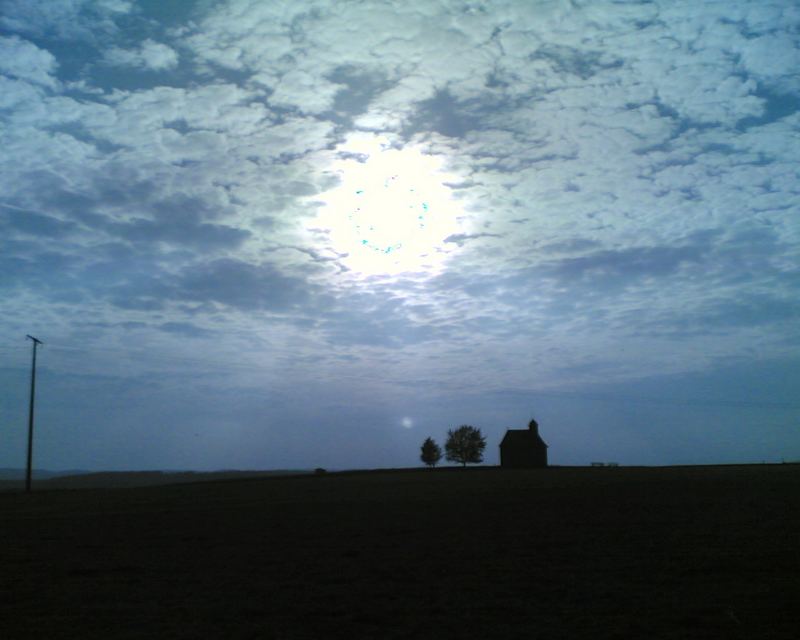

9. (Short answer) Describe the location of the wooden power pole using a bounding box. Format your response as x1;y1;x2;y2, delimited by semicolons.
25;335;43;493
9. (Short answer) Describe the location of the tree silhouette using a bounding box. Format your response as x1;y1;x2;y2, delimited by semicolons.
445;425;486;466
420;437;442;468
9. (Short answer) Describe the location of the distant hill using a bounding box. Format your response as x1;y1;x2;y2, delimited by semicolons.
0;468;89;481
0;469;310;491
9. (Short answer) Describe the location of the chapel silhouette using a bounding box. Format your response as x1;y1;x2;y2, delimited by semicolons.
499;418;548;468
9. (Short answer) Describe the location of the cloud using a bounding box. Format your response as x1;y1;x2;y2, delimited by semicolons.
740;33;800;85
267;69;342;115
97;258;323;315
443;232;501;248
0;242;84;295
0;0;132;41
540;241;709;284
107;213;251;250
172;259;316;311
158;321;213;338
0;35;59;89
0;204;77;237
315;288;445;349
104;39;179;71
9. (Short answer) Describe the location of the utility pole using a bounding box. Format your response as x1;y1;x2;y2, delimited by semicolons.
25;335;43;493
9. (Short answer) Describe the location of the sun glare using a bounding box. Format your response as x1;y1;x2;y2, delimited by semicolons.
310;135;465;275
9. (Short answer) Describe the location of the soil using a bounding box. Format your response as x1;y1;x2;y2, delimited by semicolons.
1;464;798;639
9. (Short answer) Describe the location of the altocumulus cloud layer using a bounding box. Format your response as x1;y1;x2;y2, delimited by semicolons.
1;0;798;470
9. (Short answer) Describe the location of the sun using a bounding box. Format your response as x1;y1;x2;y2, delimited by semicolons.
310;134;465;275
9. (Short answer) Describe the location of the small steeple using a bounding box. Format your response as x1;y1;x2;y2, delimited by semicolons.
528;418;538;434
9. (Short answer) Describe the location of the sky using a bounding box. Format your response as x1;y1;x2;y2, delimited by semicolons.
1;0;798;472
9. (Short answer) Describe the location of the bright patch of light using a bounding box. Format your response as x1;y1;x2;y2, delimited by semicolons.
310;134;465;275
401;416;414;429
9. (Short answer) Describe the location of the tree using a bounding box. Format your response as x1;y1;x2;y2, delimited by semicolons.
420;437;442;468
445;425;486;466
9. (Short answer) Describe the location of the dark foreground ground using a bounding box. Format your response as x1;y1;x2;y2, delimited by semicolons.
1;465;798;639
